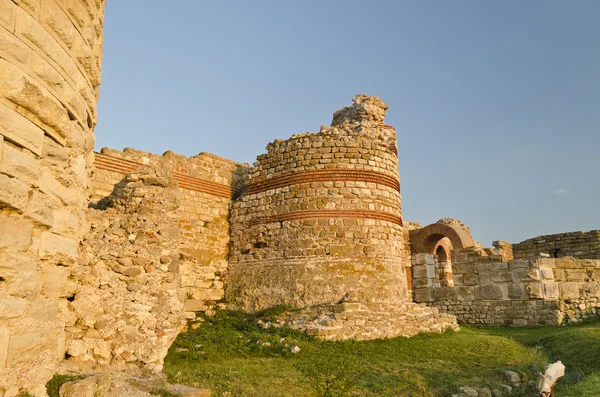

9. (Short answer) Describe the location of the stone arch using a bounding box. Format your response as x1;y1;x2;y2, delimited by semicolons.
413;223;476;255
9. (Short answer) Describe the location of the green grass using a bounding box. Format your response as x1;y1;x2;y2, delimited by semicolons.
482;317;600;396
162;308;600;396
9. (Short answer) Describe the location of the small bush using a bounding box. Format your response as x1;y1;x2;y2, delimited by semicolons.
46;374;85;397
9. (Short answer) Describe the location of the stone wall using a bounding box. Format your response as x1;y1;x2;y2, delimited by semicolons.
69;168;186;374
513;230;600;260
0;0;105;394
227;95;408;311
90;147;248;313
414;248;600;325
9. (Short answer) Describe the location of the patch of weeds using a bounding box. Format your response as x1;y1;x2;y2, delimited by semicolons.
294;351;363;397
46;374;85;397
18;393;35;397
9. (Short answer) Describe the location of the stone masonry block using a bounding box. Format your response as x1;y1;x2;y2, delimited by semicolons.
559;283;581;300
0;252;42;298
433;287;458;300
0;58;68;143
39;231;78;258
463;273;479;286
543;282;559;299
0;0;17;32
508;283;526;299
413;287;433;303
0;102;44;155
527;283;544;299
474;284;503;300
540;267;554;281
6;328;57;366
26;299;59;322
0;326;8;369
0;140;41;184
25;189;55;227
0;299;25;319
42;264;69;299
0;213;33;249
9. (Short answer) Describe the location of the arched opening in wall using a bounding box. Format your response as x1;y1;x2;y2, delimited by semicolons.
421;234;454;287
434;241;454;287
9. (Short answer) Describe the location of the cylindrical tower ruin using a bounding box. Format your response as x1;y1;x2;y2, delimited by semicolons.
228;95;409;311
0;0;105;393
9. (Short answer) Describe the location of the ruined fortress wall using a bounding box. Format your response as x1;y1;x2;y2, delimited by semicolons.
512;230;600;260
90;147;248;312
415;249;600;325
546;257;600;322
0;0;105;394
227;104;408;311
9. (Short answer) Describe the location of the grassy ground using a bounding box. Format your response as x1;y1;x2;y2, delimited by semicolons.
163;308;600;396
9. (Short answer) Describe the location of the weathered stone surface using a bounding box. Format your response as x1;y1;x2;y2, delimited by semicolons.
474;284;503;300
0;213;33;249
59;374;110;397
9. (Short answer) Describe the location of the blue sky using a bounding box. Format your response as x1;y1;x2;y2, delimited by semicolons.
95;1;600;246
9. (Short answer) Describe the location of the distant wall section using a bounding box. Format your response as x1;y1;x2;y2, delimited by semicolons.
513;230;600;260
90;147;248;312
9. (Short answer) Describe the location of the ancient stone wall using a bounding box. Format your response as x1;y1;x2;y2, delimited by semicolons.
512;230;600;260
414;248;600;325
70;168;186;374
0;0;105;394
90;147;248;313
227;95;408;311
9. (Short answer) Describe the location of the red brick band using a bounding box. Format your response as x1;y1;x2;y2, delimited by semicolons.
94;152;242;199
247;209;403;226
245;169;399;195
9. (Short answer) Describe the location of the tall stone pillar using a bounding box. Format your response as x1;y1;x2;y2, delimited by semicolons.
0;0;105;394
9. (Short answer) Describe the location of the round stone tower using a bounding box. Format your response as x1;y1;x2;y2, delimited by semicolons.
0;1;105;393
228;95;408;311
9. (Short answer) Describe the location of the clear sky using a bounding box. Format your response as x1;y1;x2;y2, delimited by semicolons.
95;1;600;246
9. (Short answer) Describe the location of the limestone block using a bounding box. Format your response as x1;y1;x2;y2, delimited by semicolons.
527;283;544;299
540;267;554;281
543;282;559;299
509;260;531;269
433;287;458;300
413;287;433;303
0;173;30;210
0;141;41;184
507;283;526;299
38;168;82;206
474;284;503;300
0;213;33;249
0;102;44;155
412;264;435;279
0;0;17;31
39;231;78;258
6;328;56;366
26;299;59;322
559;283;581;300
0;58;68;144
52;207;79;236
59;374;110;397
463;273;479;286
25;189;55;227
0;253;42;297
0;299;25;318
0;326;8;369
